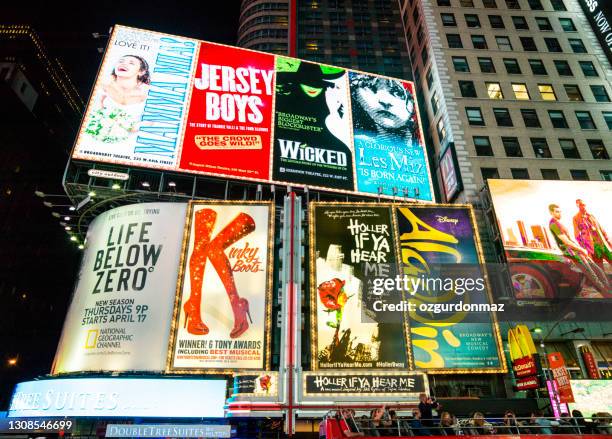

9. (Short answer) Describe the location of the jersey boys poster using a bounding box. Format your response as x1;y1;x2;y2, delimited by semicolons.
309;203;504;372
52;203;187;374
169;202;274;371
179;42;275;180
310;204;408;369
272;58;354;190
349;73;431;200
72;26;198;168
396;205;504;372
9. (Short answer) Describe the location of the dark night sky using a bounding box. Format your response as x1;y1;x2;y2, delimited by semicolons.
4;0;242;97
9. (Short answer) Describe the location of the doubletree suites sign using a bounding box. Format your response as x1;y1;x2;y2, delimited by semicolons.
579;0;612;64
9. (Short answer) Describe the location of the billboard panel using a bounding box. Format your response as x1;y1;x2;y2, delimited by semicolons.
396;205;504;372
72;27;198;168
309;202;504;373
168;201;274;372
71;25;434;201
568;380;612;418
488;180;612;300
179;42;275;180
52;203;187;374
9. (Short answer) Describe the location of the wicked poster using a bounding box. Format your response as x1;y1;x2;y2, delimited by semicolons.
168;201;274;372
310;203;407;369
272;58;354;191
395;205;504;372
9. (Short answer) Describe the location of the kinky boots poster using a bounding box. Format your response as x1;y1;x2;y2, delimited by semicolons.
169;202;274;371
310;203;408;369
272;58;355;191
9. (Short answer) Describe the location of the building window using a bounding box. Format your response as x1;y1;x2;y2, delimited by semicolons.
447;34;463;48
521;109;541;127
564;84;584;101
541;169;560;179
579;61;598;77
603;112;612;130
569;39;588;53
506;0;521;8
478;57;496;73
453;56;470;72
496;36;513;51
512;16;529;30
528;59;547;75
520;37;537;51
438;0;451;5
531;138;552;158
481;168;500;180
503;58;522;74
512;83;530;100
587;139;609;159
437;119;447;141
575;111;596;129
465;14;481;27
494;108;513;126
559;138;581;158
460;0;475;6
441;13;457;26
590;85;610;102
538;84;557;101
559;18;576;31
459;80;478;97
528;0;544;9
511;168;530;179
545;37;563;52
570;169;589;181
483;0;497;7
600;170;612;181
548;110;569;128
431;91;440;114
466;107;485;125
474;136;494;156
550;0;567;11
426;68;434;89
472;35;488;49
487;82;504;99
502;137;523;157
535;17;552;31
554;60;572;76
489;15;505;28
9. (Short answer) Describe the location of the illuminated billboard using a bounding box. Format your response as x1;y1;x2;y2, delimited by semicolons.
168;201;274;372
52;203;187;374
488;180;612;300
9;378;226;418
309;202;505;373
568;380;612;418
72;25;433;201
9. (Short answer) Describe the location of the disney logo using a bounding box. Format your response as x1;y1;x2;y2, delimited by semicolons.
436;215;459;225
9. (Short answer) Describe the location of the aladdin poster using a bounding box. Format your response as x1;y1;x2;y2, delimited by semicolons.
272;58;355;190
395;205;503;371
179;42;275;180
72;25;197;168
169;202;274;371
349;72;433;201
310;203;408;369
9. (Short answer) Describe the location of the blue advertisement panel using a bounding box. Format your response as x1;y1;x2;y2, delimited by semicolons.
350;72;432;201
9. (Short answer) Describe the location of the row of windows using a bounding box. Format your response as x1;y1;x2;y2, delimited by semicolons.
473;136;609;159
452;56;601;79
441;12;576;32
480;168;611;182
238;14;288;34
457;80;610;103
437;0;566;12
240;2;288;20
238;28;288;46
446;33;589;54
465;107;611;131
